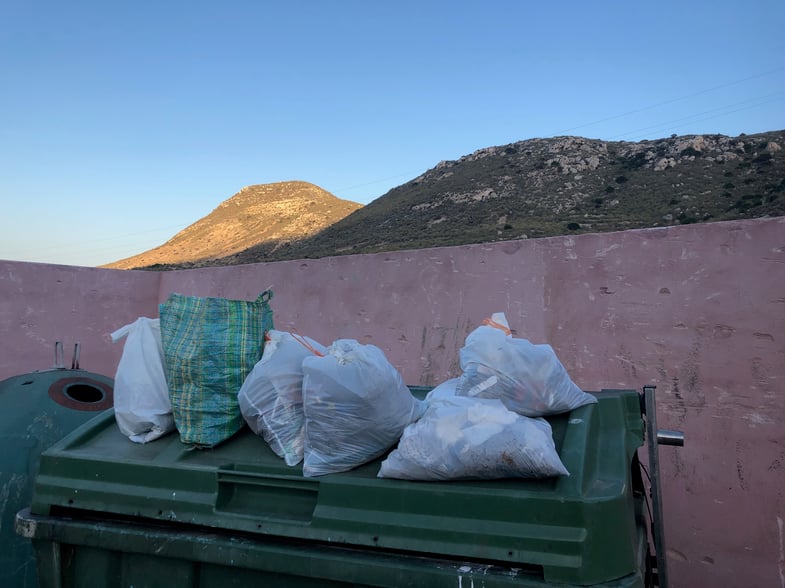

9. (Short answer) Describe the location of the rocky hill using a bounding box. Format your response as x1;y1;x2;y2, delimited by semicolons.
102;181;362;269
112;130;784;269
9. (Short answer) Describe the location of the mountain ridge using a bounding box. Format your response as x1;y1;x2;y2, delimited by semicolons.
107;130;785;270
102;181;362;269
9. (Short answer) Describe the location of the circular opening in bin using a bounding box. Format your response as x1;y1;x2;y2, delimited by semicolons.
48;376;113;411
63;383;105;404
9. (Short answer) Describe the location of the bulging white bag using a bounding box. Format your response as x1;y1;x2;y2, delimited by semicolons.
111;317;175;443
379;379;569;481
301;339;426;477
238;330;326;466
456;313;596;417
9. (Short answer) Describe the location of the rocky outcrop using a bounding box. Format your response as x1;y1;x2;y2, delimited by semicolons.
104;130;785;269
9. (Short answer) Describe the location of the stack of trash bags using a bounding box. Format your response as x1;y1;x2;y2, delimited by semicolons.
112;295;596;481
378;312;596;481
111;291;275;448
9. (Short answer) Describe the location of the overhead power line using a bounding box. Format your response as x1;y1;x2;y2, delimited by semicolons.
610;90;785;140
551;65;785;137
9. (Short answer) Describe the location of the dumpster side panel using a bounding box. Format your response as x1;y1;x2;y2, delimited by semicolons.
18;509;647;588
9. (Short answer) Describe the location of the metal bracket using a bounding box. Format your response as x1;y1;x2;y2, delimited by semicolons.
53;341;65;369
643;385;684;588
71;342;81;370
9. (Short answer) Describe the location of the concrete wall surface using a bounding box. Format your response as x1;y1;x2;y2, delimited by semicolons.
1;216;783;587
0;262;159;378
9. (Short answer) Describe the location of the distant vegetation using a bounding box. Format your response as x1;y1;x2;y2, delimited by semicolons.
117;130;785;270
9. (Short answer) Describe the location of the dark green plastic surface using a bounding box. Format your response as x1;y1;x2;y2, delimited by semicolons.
16;505;648;588
27;388;645;586
0;368;113;588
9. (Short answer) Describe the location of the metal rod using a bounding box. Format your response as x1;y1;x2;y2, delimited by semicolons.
53;341;64;369
657;430;684;447
71;342;81;370
644;385;670;588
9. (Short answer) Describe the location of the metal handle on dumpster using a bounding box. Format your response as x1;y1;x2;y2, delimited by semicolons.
215;468;318;523
657;429;684;447
643;385;684;588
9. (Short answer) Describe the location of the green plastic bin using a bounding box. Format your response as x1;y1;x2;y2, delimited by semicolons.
17;388;649;587
1;368;113;588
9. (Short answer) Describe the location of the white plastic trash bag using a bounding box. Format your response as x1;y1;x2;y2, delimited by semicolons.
301;339;426;477
379;381;569;481
111;317;175;443
423;377;465;405
456;313;596;417
238;330;326;466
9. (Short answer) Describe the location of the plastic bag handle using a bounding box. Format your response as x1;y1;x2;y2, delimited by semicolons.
256;289;274;303
482;317;511;335
110;322;135;343
290;329;325;356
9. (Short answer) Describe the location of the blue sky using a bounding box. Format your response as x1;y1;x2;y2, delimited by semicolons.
2;1;784;267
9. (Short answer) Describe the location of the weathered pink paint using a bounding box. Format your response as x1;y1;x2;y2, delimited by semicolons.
1;216;783;588
0;262;159;378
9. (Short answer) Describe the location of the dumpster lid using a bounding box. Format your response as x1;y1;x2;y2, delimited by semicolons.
31;388;644;585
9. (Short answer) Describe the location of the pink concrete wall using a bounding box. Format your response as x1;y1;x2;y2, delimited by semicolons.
533;221;785;588
2;216;784;587
0;261;159;379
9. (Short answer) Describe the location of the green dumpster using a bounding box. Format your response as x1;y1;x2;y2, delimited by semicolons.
16;388;650;587
1;367;113;588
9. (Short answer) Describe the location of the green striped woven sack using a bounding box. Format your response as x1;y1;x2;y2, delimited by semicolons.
159;290;274;448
